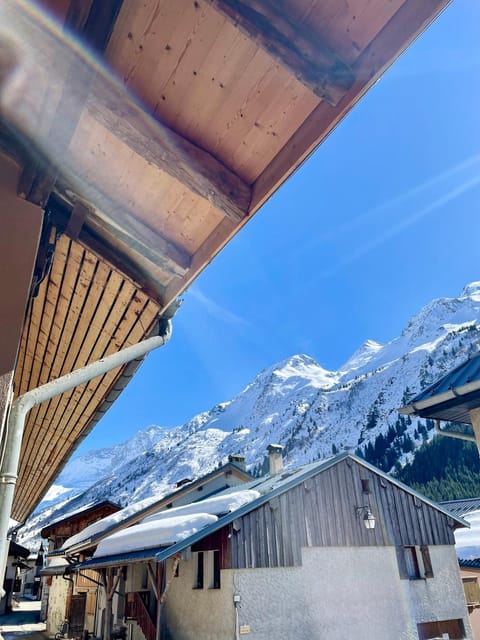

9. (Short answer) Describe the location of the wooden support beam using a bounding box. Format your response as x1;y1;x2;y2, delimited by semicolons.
204;0;354;106
146;562;158;600
86;82;252;224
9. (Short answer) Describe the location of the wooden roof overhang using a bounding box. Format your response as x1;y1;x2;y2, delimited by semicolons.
0;0;450;521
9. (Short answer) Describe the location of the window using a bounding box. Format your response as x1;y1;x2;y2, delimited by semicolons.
417;618;465;639
404;546;421;578
194;551;204;589
420;546;434;579
206;550;221;589
398;546;434;580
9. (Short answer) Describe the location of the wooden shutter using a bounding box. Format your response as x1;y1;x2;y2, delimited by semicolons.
420;546;434;578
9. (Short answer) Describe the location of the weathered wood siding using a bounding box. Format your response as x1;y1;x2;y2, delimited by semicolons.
230;458;456;569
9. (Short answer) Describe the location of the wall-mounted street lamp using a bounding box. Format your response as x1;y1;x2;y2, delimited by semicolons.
355;505;376;530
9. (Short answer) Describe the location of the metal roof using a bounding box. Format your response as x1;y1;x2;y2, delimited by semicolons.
440;497;480;518
78;453;467;570
400;354;480;424
9;540;30;559
459;558;480;569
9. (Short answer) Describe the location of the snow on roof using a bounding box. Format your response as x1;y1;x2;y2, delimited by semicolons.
61;494;160;551
455;509;480;559
62;488;260;553
40;555;70;576
93;514;218;558
92;490;260;559
141;490;260;525
47;556;70;568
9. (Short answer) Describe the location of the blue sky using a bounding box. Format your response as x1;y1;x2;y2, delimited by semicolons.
76;0;480;455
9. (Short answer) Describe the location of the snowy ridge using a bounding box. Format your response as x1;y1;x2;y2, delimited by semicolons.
19;283;480;549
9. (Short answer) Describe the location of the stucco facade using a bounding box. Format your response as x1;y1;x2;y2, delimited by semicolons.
45;575;70;637
229;546;471;640
162;555;234;640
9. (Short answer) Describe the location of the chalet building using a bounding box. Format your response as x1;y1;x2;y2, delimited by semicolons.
43;459;251;639
73;451;472;640
0;540;30;615
40;500;121;637
17;545;44;599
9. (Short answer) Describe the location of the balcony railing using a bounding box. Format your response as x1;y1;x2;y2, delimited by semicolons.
125;592;156;640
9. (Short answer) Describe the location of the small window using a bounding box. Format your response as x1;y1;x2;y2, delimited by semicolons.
404;546;421;579
398;546;434;580
420;546;433;579
206;550;221;589
194;552;204;589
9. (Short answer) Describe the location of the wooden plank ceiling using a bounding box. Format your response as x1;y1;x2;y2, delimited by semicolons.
0;0;450;520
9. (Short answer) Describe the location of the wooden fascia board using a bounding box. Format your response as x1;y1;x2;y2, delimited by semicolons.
163;216;237;307
205;0;354;106
250;0;452;215
85;83;251;224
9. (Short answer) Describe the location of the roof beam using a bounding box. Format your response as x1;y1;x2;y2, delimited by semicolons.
204;0;354;106
86;82;251;224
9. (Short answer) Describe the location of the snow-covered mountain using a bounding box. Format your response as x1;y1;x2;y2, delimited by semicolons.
19;283;480;549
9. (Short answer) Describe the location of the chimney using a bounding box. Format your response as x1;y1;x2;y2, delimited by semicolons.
228;454;246;471
267;444;283;475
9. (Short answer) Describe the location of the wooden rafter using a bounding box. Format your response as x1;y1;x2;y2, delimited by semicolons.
204;0;354;106
86;84;252;224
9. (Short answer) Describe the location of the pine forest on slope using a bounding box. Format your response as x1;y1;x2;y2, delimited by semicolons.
18;282;480;547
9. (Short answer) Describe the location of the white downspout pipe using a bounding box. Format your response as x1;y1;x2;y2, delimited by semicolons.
434;419;476;443
0;319;172;594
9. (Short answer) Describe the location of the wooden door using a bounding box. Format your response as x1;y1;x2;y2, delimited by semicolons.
69;593;87;639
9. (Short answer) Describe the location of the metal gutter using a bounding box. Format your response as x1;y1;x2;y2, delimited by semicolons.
0;317;173;595
80;545;169;570
400;378;480;416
